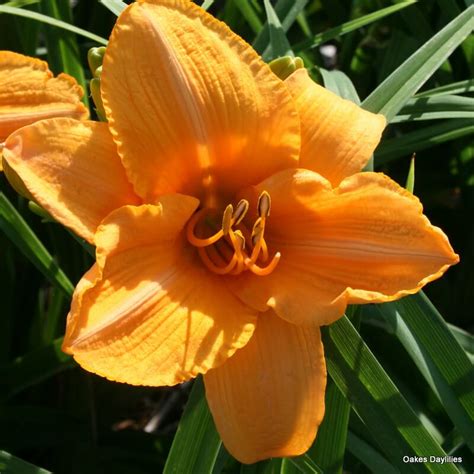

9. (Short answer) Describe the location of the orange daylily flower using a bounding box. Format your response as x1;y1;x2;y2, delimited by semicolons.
2;0;459;464
0;51;88;170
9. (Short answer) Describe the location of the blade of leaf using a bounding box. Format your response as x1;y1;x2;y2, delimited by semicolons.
0;5;107;45
362;6;474;121
0;193;74;297
319;68;361;104
346;431;399;474
294;0;417;52
234;0;263;35
263;0;293;61
286;454;323;474
253;0;308;56
416;79;474;97
0;450;51;474
405;155;415;192
375;119;474;165
1;337;75;400
324;315;459;473
392;95;474;123
308;381;350;474
376;292;474;452
163;377;222;474
39;0;89;108
99;0;127;16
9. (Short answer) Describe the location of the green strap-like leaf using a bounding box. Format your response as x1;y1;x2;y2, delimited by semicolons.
99;0;127;16
319;68;361;104
405;155;416;192
294;0;417;52
346;431;399;474
375;119;474;165
392;95;474;123
0;5;108;45
363;6;474;121
287;454;323;473
163;377;222;474
1;338;75;400
324;316;459;473
39;0;89;107
309;381;350;474
0;193;74;297
416;79;474;97
0;450;51;474
376;293;474;452
234;0;263;35
253;0;307;56
262;0;293;61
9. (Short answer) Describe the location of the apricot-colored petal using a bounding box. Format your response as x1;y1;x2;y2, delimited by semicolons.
231;169;459;325
102;0;299;204
63;197;258;386
0;51;88;143
204;310;326;464
285;69;386;185
2;118;140;243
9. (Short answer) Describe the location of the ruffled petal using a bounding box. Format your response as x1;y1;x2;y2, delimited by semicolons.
285;69;386;185
204;310;326;464
0;51;88;147
230;169;459;325
2;118;140;243
64;195;258;386
102;0;299;204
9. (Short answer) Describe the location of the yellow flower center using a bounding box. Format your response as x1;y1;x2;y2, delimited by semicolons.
186;191;281;276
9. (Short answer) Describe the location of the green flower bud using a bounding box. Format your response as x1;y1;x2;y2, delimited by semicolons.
268;55;305;80
88;47;106;77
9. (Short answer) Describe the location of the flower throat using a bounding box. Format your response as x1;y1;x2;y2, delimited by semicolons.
186;191;280;276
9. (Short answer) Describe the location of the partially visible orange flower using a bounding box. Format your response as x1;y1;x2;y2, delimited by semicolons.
0;51;88;170
2;0;459;464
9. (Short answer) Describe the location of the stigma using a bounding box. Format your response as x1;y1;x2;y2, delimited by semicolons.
186;191;280;276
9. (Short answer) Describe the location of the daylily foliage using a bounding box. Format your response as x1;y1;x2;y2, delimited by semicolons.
1;0;458;464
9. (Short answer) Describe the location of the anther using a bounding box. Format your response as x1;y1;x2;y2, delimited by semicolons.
233;199;249;225
221;204;234;235
257;191;271;218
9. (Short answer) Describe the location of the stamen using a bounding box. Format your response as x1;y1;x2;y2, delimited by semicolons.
245;252;281;276
221;204;234;235
257;191;271;218
198;247;238;274
187;192;280;276
186;209;224;247
233;199;249;225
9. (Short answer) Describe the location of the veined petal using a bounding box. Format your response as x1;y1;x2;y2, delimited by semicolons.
2;118;140;243
204;310;326;464
0;51;88;149
231;169;459;325
285;69;386;185
64;196;258;386
102;0;300;205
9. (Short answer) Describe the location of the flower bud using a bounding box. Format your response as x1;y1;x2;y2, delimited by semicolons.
88;47;106;77
268;55;305;80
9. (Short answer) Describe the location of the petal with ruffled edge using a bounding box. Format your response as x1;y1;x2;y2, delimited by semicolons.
230;169;459;326
63;195;258;386
285;69;386;185
204;310;326;464
101;0;299;205
0;51;88;149
2;118;140;243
